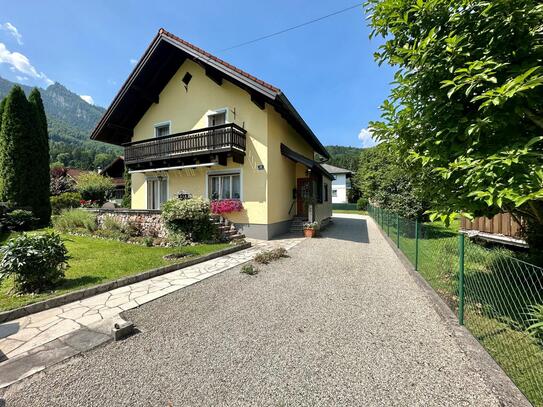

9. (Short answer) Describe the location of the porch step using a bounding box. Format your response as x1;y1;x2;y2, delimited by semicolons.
289;217;306;232
210;216;244;242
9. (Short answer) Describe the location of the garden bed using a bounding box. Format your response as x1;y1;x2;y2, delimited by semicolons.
0;230;232;312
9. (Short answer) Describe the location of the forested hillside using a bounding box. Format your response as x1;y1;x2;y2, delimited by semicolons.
0;76;120;169
324;145;362;172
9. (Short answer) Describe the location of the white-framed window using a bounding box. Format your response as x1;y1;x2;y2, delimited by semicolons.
154;121;171;138
207;108;227;127
332;189;338;198
208;171;241;200
147;177;168;209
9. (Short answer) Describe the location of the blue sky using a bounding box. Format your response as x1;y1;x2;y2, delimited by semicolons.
0;1;393;147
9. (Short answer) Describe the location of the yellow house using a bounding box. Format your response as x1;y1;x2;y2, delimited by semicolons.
91;29;333;239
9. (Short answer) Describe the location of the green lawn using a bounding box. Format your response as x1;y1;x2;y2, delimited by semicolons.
371;210;543;406
0;231;230;312
333;209;367;215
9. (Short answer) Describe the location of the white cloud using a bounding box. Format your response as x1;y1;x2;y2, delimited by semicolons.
80;95;94;105
358;127;378;148
129;58;137;66
0;22;23;45
15;75;28;82
0;42;53;86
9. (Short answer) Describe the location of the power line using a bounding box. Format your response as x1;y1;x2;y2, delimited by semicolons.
218;3;363;53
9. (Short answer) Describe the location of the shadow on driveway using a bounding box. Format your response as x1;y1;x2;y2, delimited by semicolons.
321;216;369;243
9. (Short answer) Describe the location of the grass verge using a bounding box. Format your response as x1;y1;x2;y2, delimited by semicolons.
333;209;367;215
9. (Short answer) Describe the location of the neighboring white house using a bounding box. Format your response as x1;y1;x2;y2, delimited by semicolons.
321;164;352;204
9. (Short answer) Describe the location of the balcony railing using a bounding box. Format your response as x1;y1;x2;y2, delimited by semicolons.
124;123;246;165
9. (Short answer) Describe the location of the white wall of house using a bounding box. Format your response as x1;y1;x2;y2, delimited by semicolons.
331;173;350;204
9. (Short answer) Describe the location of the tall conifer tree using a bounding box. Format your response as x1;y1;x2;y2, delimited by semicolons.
0;86;34;207
28;88;52;224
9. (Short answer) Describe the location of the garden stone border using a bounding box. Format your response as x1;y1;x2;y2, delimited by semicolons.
0;242;251;324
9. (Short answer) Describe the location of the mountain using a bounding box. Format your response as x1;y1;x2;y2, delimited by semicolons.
0;76;120;169
324;145;363;173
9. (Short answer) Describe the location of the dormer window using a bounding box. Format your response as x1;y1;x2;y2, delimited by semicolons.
155;122;170;138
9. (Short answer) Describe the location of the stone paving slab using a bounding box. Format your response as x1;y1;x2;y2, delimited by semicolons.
0;236;303;387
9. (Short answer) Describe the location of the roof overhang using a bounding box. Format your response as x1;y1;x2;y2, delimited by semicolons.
91;29;330;159
280;144;334;180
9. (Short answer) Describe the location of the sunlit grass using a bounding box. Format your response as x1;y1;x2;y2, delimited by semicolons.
0;230;229;311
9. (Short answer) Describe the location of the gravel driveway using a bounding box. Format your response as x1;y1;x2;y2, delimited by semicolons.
1;215;526;406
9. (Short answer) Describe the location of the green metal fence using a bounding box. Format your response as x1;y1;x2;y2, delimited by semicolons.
367;204;543;406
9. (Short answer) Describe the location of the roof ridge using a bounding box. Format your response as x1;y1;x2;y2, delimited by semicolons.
159;28;280;93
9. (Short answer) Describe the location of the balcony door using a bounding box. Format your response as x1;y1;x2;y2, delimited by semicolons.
147;178;168;209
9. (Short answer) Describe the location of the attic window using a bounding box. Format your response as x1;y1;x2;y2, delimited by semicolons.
154;122;170;138
182;72;192;86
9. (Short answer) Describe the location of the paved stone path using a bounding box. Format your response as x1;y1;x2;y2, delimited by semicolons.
0;236;303;385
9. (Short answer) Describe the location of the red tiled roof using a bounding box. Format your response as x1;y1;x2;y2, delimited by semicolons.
159;28;280;94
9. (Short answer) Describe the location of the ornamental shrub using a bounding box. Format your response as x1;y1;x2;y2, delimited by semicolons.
357;197;368;211
50;192;82;215
210;199;243;215
50;166;75;196
0;233;69;293
76;173;114;204
53;208;97;232
161;197;216;242
5;209;38;231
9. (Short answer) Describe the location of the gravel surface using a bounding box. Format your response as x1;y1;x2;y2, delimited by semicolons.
2;216;517;406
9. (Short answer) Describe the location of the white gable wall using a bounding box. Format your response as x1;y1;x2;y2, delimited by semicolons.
331;173;349;204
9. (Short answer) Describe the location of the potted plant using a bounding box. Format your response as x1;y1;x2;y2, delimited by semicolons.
303;221;319;238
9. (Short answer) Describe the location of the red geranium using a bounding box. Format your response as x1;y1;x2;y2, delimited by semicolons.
210;199;243;214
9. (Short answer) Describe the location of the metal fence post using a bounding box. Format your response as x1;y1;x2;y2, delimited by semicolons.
396;214;400;248
414;219;419;271
458;233;465;325
387;211;390;236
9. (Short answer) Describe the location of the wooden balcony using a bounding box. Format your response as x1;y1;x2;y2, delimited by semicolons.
124;123;246;166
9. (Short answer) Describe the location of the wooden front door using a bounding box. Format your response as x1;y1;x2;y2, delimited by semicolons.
296;178;312;218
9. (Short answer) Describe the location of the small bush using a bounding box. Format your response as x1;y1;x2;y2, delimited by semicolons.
0;233;69;293
76;173;115;204
5;209;38;231
102;216;123;232
254;247;288;264
357;197;368;211
162;197;216;242
50;192;82;215
527;304;543;343
53;209;97;232
241;263;258;275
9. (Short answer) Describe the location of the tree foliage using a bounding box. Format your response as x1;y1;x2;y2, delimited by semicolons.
366;0;543;247
355;143;429;218
76;172;114;204
0;86;35;208
28;88;52;225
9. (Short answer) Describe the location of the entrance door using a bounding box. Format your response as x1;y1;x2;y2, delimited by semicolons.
296;178;312;219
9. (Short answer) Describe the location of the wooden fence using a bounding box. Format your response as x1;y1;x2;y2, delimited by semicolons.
461;213;523;239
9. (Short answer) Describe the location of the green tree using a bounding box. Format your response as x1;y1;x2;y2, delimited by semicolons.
355;143;429;218
28;88;52;225
76;172;114;204
0;86;34;209
366;0;543;253
121;167;131;208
